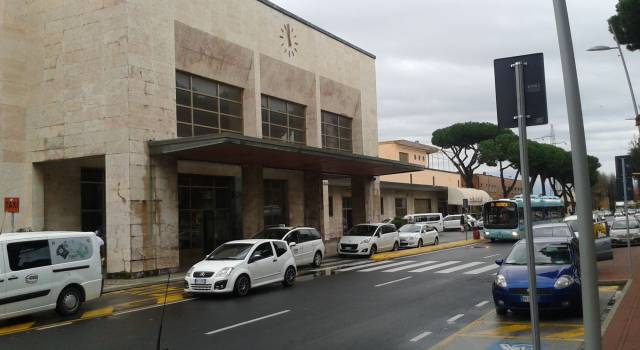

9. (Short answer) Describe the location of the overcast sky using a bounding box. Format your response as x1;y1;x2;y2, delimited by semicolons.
272;0;639;175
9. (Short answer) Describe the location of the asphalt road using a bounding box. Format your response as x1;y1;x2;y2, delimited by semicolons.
1;241;514;350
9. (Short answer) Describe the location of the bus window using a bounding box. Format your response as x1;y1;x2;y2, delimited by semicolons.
484;202;518;229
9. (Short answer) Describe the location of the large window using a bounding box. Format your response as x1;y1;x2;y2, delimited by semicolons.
7;240;51;271
321;111;352;152
399;152;409;163
81;168;105;235
176;71;243;137
261;95;306;144
395;197;407;217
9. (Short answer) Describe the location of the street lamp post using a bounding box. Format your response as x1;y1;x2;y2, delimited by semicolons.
587;27;640;128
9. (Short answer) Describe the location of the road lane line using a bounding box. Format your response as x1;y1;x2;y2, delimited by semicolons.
464;264;500;275
446;314;464;324
205;310;291;335
435;262;484;274
475;300;489;307
358;260;415;272
36;322;73;331
382;260;438;272
408;260;460;272
374;276;412;287
336;260;395;272
483;253;501;259
410;331;432;342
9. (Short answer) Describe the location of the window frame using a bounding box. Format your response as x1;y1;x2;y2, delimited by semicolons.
261;95;306;145
7;239;52;271
321;110;352;152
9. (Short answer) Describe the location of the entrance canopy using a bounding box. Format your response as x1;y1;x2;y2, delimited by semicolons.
149;134;423;176
448;187;493;207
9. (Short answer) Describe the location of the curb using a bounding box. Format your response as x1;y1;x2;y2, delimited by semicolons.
103;275;186;294
600;278;632;334
369;239;488;261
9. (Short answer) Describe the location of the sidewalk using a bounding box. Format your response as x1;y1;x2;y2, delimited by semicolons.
600;245;640;349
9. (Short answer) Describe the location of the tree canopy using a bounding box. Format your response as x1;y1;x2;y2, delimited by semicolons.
431;122;506;188
478;132;520;197
609;0;640;51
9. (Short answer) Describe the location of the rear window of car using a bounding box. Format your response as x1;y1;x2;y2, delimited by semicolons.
533;226;573;238
612;220;640;230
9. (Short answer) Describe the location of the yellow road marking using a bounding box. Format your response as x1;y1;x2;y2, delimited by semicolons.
545;327;584;340
80;306;114;320
0;322;35;336
469;323;532;336
371;239;486;261
156;294;183;304
598;285;618;293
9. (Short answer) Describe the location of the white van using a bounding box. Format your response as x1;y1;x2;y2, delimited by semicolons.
404;213;444;232
0;231;104;320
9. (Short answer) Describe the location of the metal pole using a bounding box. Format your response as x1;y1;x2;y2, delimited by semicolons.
611;26;640;121
11;213;15;233
513;61;541;350
622;158;632;279
552;1;602;349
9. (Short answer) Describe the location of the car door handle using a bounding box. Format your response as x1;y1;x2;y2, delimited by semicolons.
8;276;18;281
0;279;4;283
273;258;278;262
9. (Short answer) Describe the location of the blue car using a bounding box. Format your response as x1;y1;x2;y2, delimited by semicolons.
492;237;582;316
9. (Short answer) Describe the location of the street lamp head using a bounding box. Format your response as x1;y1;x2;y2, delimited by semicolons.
586;45;616;51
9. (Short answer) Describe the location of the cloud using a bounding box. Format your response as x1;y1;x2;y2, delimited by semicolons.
272;0;639;174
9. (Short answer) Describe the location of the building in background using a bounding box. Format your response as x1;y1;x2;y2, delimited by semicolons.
0;0;419;276
473;173;523;200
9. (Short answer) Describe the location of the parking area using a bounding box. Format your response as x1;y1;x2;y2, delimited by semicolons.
430;285;622;350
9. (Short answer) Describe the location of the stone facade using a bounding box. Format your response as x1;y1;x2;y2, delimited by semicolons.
0;0;380;275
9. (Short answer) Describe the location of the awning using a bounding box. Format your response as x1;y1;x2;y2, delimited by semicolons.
148;133;423;176
447;187;493;206
379;181;447;193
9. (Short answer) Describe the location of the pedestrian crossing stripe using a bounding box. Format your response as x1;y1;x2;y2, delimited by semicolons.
335;260;395;272
357;260;415;272
436;262;485;274
464;264;500;275
409;261;460;273
340;259;501;275
383;260;438;272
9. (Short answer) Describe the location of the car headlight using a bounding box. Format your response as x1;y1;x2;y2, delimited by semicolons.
511;231;519;237
495;274;507;288
187;267;195;277
554;275;574;289
361;238;371;244
214;267;234;278
485;231;490;236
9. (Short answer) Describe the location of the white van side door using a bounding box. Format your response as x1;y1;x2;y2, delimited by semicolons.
0;243;6;316
3;239;54;317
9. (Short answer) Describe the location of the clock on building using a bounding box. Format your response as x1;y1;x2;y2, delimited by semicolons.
280;23;299;57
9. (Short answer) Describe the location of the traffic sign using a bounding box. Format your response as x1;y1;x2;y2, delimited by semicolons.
494;53;548;128
615;155;633;201
4;197;19;213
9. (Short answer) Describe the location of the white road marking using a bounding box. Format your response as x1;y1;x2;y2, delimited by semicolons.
408;261;460;273
374;276;412;287
382;261;438;272
475;300;490;307
436;262;484;274
358;260;415;272
36;322;73;331
396;242;483;259
464;264;500;275
483;253;501;259
410;331;432;342
336;260;395;272
447;314;464;324
205;310;291;335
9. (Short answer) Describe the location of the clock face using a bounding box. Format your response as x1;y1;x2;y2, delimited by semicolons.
280;23;299;57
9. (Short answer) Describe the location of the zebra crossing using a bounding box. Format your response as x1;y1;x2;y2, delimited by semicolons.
335;259;499;276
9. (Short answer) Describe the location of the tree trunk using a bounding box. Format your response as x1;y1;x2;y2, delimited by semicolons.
529;174;538;192
463;172;475;188
540;176;547;195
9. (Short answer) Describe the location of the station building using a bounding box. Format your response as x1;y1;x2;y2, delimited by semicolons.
0;0;419;275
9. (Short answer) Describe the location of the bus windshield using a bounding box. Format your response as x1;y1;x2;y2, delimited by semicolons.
484;202;518;229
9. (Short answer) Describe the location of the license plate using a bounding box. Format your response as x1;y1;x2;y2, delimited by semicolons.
521;295;530;302
194;278;207;285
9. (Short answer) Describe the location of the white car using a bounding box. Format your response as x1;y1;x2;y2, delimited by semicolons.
443;214;477;231
398;224;439;248
252;226;325;267
403;213;444;232
0;231;104;320
609;217;640;246
338;223;399;257
184;239;296;297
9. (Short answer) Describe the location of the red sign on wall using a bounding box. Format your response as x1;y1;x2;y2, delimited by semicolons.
4;197;19;213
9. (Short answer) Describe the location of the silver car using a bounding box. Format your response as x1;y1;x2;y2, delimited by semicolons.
609;217;640;246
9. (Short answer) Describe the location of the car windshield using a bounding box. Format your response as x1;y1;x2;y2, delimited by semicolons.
253;228;289;240
206;243;253;260
483;202;518;229
345;225;377;236
399;224;421;233
612;219;640;230
505;242;571;265
533;225;573;238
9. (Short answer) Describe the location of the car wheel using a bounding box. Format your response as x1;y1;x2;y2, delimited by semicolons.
496;306;507;316
282;266;296;287
312;251;323;267
369;245;377;257
56;286;83;316
434;237;439;245
392;242;399;251
233;274;251;297
417;239;423;248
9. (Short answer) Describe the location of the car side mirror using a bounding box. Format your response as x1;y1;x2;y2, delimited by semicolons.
249;253;262;264
375;233;380;238
495;259;504;266
289;242;297;247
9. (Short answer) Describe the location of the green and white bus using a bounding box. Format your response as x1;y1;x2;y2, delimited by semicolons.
482;195;564;242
